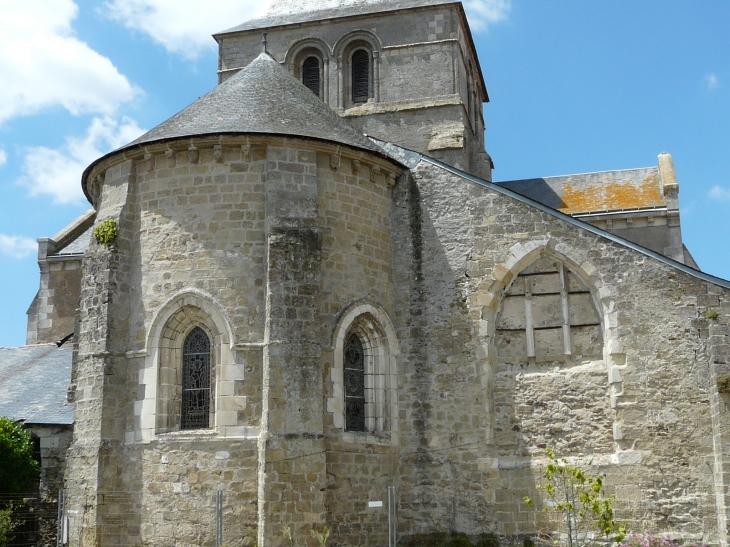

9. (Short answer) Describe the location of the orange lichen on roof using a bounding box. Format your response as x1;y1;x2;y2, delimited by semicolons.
558;173;666;214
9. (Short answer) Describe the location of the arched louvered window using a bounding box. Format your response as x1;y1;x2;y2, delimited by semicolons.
302;56;321;97
181;327;211;430
344;333;366;431
351;49;370;103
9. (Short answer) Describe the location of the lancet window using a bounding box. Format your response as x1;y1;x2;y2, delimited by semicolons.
351;49;370;103
344;333;366;431
181;327;211;430
302;56;321;97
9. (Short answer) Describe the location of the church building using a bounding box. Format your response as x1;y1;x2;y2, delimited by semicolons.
20;0;730;545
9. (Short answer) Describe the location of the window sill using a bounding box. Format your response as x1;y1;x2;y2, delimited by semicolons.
342;430;396;446
155;429;218;443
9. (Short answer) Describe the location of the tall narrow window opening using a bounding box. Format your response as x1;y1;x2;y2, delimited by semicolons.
181;327;211;429
302;56;321;97
351;49;370;103
344;333;366;431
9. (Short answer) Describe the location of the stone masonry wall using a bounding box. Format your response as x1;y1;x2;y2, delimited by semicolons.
390;159;729;544
64;135;400;547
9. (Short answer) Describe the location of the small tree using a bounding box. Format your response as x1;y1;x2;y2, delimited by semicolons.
524;448;625;547
0;417;40;493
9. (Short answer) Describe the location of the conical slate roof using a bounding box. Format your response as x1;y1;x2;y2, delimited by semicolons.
124;53;381;153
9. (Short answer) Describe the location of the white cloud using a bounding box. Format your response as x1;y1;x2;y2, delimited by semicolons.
18;116;145;204
710;186;730;202
705;73;720;91
463;0;511;32
104;0;272;59
0;235;37;259
0;0;138;124
0;148;6;167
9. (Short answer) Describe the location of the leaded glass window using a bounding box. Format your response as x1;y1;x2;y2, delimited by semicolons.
352;49;370;103
181;327;211;430
344;333;366;431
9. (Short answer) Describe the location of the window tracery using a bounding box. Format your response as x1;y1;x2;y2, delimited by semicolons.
181;327;211;430
344;333;366;431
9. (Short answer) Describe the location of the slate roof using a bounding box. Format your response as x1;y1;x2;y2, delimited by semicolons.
0;345;73;425
124;53;382;155
52;224;93;257
218;0;455;34
370;138;730;288
497;167;668;215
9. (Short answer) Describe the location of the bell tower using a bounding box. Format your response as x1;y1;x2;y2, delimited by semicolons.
214;0;494;180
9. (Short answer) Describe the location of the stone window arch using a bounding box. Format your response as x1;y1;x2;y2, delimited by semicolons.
333;30;381;109
157;310;219;433
285;39;330;102
486;249;615;457
494;255;603;362
135;289;237;441
329;303;399;441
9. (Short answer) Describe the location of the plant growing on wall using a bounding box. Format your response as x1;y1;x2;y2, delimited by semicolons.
0;503;18;547
93;218;118;246
524;448;625;547
311;525;331;547
703;309;719;320
717;375;730;394
0;417;40;493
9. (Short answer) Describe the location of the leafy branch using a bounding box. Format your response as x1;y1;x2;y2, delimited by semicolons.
524;448;626;547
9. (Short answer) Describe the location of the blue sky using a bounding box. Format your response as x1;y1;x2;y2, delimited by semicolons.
0;0;728;348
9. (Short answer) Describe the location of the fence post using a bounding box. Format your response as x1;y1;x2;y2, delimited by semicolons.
216;489;223;547
56;490;67;547
388;486;396;547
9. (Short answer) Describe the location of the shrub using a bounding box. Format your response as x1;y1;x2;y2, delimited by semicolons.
0;417;40;493
403;532;496;547
718;375;730;394
620;532;706;547
0;504;18;547
474;533;500;547
93;218;118;246
524;447;625;547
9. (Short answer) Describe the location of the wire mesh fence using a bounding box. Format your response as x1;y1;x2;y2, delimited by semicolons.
61;489;257;547
0;494;59;547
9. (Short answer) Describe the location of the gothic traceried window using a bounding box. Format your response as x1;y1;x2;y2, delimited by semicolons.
344;333;366;431
181;327;211;430
302;56;321;97
351;49;370;103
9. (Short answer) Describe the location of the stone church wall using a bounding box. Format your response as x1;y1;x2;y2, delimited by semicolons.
65;135;402;547
390;160;729;543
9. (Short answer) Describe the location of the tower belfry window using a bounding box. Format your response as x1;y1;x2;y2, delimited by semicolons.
181;327;211;429
302;56;321;97
344;333;366;431
351;49;370;103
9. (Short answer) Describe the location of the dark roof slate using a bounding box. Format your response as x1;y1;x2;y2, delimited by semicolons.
0;345;73;425
125;53;382;155
53;224;93;256
218;0;455;34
